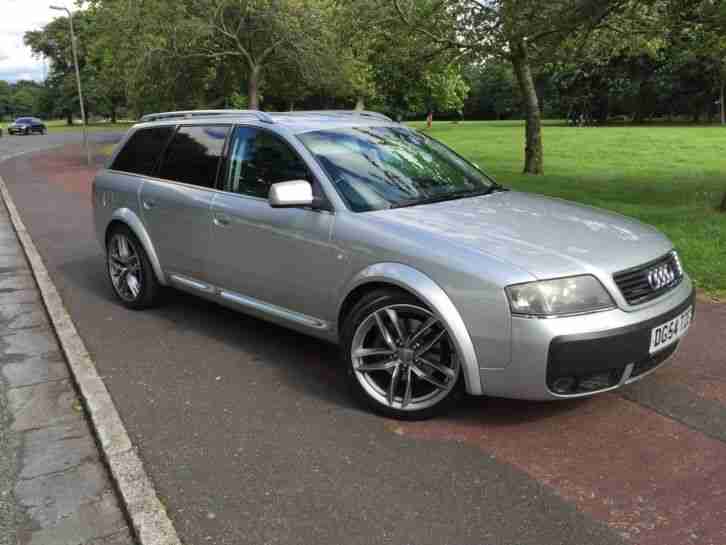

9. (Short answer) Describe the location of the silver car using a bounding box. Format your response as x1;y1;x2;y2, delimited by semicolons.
93;110;695;419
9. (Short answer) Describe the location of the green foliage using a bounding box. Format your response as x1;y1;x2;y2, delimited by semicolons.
0;81;45;119
463;62;519;119
13;0;726;129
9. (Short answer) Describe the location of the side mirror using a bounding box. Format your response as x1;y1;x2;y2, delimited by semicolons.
268;180;314;208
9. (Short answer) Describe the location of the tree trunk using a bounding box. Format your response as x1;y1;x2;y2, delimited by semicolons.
248;65;261;110
720;74;725;126
354;97;365;111
66;111;73;126
511;40;543;175
110;106;117;124
720;191;726;212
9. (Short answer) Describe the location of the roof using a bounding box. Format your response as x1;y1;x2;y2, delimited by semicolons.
135;109;397;134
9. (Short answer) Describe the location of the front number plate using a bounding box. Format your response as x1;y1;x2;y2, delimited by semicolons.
649;306;692;355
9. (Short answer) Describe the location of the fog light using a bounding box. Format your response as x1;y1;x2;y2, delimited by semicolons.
552;377;576;394
579;373;611;391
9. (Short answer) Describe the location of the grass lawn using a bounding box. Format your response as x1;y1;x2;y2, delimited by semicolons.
44;119;134;133
410;120;726;299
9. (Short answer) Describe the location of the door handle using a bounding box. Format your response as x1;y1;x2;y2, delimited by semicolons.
213;214;231;227
142;199;156;210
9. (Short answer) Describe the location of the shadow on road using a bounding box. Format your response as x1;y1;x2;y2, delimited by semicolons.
58;252;590;426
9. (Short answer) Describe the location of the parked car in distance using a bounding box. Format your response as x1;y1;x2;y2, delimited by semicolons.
7;117;47;135
92;109;695;419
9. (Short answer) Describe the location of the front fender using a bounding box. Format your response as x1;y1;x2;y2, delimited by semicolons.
340;263;482;396
109;208;167;285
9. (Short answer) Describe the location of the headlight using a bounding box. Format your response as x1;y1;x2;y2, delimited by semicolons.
506;275;615;317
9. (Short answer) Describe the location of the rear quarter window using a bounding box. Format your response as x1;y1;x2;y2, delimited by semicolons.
111;126;175;176
157;125;230;188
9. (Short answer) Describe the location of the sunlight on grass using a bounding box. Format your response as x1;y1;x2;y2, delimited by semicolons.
410;121;726;298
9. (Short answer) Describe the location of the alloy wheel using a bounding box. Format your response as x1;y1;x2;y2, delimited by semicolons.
351;304;460;411
108;233;143;302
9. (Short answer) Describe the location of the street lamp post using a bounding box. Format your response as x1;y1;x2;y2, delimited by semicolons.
50;5;91;166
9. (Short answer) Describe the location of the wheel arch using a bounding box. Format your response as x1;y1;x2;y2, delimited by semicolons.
337;263;482;396
106;209;167;285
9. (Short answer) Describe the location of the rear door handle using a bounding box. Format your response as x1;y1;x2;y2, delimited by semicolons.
142;199;156;210
213;214;231;227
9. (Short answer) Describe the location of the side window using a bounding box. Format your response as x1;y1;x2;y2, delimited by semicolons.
111;126;175;176
224;127;311;198
158;125;230;188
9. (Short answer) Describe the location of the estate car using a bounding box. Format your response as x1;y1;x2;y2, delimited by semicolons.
92;110;694;419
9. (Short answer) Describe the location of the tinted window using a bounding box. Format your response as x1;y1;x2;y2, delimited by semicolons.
16;118;32;123
224;127;311;198
158;125;230;188
111;126;175;176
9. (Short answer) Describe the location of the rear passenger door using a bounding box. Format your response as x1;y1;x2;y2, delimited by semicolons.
140;124;230;281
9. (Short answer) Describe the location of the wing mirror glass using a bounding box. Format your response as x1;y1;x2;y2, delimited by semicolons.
268;180;314;208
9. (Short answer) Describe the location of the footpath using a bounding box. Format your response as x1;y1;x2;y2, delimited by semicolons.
0;192;135;544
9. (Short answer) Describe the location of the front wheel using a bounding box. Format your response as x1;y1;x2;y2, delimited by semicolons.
342;289;462;420
106;225;160;310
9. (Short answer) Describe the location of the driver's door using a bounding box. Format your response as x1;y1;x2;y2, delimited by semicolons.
206;126;342;328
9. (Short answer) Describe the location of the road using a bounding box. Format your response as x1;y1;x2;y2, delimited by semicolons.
2;134;726;545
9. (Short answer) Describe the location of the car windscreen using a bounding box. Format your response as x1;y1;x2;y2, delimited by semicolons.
297;126;495;212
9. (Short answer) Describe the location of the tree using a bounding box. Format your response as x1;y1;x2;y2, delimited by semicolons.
463;62;519;120
669;0;726;125
169;0;331;110
24;12;103;123
392;0;632;174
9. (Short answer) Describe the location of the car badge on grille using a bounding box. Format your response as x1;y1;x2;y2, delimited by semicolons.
647;263;675;291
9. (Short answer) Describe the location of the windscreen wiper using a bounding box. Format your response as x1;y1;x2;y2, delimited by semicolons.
390;186;500;209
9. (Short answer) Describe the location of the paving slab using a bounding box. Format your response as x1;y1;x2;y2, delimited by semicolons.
0;274;36;291
0;328;60;360
2;354;69;388
7;380;81;432
20;492;129;545
0;289;40;305
0;301;48;333
20;420;98;479
16;461;111;526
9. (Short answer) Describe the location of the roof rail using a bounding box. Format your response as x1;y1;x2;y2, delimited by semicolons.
278;110;394;122
139;109;274;124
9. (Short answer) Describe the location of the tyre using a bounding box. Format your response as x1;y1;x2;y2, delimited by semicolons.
341;289;462;420
106;225;160;309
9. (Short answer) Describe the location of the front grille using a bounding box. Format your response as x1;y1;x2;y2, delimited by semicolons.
613;252;683;306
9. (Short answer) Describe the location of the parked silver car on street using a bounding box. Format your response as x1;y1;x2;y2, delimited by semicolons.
93;110;694;419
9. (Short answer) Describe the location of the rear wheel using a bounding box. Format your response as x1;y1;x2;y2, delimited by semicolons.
342;289;461;420
106;225;160;309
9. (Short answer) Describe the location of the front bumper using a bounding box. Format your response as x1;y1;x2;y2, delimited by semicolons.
479;276;695;400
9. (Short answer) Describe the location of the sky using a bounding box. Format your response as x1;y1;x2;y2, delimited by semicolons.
0;0;61;83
